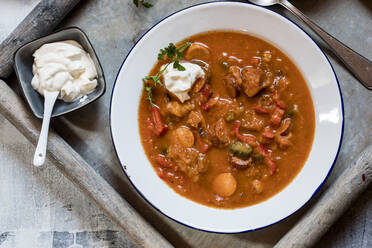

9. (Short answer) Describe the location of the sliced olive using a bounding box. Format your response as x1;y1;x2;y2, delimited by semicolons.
229;142;252;159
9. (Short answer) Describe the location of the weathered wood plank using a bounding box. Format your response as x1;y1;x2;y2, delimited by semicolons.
275;144;372;247
0;0;371;247
0;79;173;248
0;1;172;244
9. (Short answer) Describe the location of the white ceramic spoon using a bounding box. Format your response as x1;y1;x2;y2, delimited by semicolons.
33;90;59;166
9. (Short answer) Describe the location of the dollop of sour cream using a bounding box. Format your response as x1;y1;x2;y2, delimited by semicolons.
161;62;205;103
31;40;98;102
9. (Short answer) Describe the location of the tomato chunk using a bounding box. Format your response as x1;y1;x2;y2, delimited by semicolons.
257;144;277;175
155;154;174;168
273;90;286;109
200;84;212;111
194;130;210;153
250;57;260;67
265;157;277;175
253;105;270;114
233;121;257;147
156;167;166;180
201;84;211;97
202;103;210;111
151;105;167;136
262;131;275;139
270;107;284;126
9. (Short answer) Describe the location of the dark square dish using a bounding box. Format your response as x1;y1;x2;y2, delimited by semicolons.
14;27;106;118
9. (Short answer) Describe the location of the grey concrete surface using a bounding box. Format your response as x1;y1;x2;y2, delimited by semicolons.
0;0;371;247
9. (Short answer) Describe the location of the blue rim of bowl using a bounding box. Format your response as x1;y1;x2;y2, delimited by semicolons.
13;26;106;118
109;1;344;234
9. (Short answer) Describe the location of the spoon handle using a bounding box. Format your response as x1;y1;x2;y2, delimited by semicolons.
33;91;59;166
281;0;372;89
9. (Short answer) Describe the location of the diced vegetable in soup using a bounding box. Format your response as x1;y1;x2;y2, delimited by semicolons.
138;31;315;209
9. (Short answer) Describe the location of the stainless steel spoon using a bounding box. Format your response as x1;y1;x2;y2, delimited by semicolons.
248;0;372;90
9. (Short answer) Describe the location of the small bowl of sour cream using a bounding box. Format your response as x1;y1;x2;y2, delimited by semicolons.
14;27;105;118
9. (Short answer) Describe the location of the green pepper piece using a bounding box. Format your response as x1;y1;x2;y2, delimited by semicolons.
229;142;253;159
224;111;235;122
252;153;264;163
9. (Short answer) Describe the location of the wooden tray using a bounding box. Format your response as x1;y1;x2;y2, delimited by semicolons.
0;0;371;247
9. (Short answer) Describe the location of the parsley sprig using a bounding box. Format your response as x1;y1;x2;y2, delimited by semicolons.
143;42;191;105
133;0;153;8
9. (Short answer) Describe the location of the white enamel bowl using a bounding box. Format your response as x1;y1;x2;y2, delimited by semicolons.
110;2;343;233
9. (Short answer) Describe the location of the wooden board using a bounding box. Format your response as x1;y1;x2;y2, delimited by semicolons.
0;0;371;247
